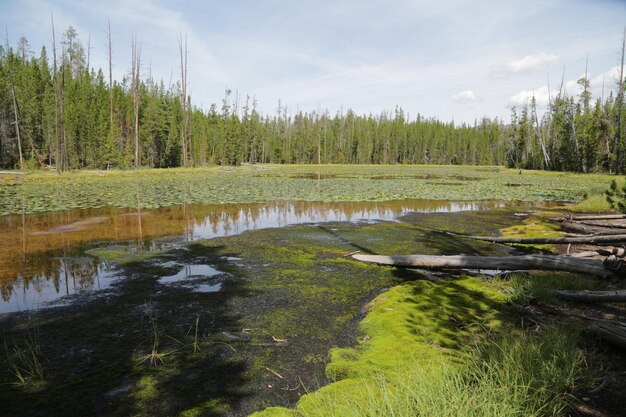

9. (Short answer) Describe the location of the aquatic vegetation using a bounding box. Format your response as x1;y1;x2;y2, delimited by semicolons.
0;165;617;216
0;166;603;416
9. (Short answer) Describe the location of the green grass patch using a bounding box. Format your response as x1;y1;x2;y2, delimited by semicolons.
509;272;601;305
566;193;614;213
253;276;586;417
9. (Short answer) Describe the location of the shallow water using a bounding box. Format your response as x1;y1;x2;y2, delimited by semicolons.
0;199;557;313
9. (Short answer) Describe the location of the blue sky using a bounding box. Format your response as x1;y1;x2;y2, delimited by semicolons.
2;0;625;123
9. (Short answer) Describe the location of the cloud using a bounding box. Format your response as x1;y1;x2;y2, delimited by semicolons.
450;90;480;103
590;66;621;96
493;52;559;77
509;86;557;107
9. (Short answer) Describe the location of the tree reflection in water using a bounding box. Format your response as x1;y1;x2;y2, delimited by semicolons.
0;199;545;313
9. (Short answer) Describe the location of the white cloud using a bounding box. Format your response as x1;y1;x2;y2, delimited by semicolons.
450;90;479;103
509;86;557;107
510;64;622;108
590;66;621;97
493;52;559;77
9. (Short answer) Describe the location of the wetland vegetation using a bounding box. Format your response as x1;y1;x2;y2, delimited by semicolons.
1;6;625;417
0;165;623;416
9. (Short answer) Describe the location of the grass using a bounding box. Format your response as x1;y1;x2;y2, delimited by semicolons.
509;272;601;305
333;325;585;417
4;324;44;386
566;193;614;212
0;165;620;215
189;315;201;355
254;278;587;417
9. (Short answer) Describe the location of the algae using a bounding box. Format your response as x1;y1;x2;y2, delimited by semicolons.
0;204;566;416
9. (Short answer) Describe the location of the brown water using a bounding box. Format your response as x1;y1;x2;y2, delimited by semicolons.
0;199;550;313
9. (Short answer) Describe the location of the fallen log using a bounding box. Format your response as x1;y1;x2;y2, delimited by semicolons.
578;220;626;229
567;214;626;221
468;234;626;245
554;289;626;303
352;254;620;278
568;251;604;258
559;221;626;236
588;321;626;350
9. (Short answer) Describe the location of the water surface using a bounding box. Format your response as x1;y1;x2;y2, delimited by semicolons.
0;199;555;313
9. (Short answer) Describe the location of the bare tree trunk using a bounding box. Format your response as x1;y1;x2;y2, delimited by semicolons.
51;13;60;174
107;19;113;130
9;85;23;170
559;221;625;236
60;43;66;171
352;253;617;278
188;95;193;166
179;32;188;167
132;36;141;169
532;97;550;169
566;214;626;221
555;290;626;303
588;321;626;350
616;28;626;173
468;233;626;245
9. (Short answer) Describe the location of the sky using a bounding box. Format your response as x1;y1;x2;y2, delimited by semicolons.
2;0;625;124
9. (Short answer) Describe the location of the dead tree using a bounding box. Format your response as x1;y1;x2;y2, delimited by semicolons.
352;254;620;279
51;13;60;173
178;32;189;167
131;35;141;169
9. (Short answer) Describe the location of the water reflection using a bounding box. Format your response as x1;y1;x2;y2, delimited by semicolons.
0;199;553;313
0;256;117;314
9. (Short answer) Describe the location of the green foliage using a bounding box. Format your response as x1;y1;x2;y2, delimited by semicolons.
4;31;622;172
0;33;509;170
507;71;626;173
605;178;626;213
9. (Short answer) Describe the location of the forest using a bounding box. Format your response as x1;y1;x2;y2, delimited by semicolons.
0;27;624;172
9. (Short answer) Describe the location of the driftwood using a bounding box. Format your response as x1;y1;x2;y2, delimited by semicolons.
468;234;626;245
567;214;626;221
579;220;626;229
559;221;626;236
588;321;626;350
352;254;620;278
555;290;626;303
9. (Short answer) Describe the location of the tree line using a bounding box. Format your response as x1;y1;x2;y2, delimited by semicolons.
0;27;624;172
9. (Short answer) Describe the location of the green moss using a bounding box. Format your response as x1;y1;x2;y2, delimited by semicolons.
254;276;510;416
500;216;563;253
132;375;159;412
178;399;231;417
